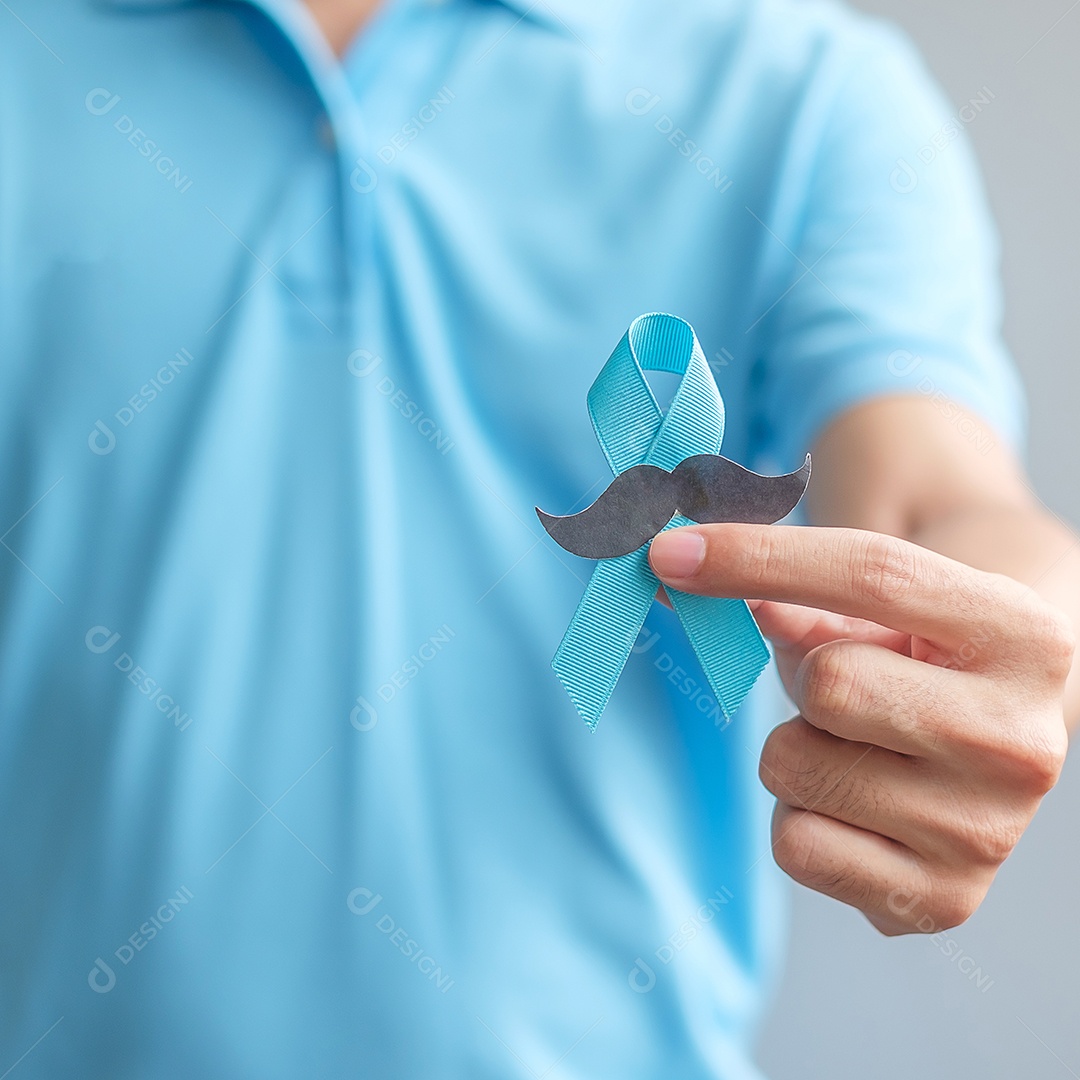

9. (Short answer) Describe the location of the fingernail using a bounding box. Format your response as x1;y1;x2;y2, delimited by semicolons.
649;530;705;580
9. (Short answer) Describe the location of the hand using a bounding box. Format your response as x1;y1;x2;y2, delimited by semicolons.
649;524;1075;935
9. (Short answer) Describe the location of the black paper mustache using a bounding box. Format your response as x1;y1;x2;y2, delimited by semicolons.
536;453;811;559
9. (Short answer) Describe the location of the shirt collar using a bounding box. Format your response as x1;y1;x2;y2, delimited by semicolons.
484;0;600;40
96;0;596;35
94;0;606;77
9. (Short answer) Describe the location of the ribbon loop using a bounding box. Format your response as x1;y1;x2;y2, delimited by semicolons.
552;313;770;730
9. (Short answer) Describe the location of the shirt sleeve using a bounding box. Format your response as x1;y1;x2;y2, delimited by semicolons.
750;20;1026;471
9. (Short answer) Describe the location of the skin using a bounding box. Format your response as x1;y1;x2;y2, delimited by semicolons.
651;396;1079;935
303;0;382;55
304;2;1080;936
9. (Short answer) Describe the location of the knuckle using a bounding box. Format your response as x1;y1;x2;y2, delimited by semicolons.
771;814;825;882
1010;722;1068;795
854;534;919;608
798;642;861;721
926;883;983;931
953;810;1025;867
770;820;805;879
988;577;1072;661
771;812;873;908
871;915;917;938
1030;601;1077;681
879;908;928;937
979;815;1025;865
758;727;787;790
875;884;938;936
760;720;817;800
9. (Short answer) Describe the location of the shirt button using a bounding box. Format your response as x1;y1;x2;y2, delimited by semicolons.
318;116;336;151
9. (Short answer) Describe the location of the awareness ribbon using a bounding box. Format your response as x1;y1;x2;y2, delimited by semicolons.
552;313;770;729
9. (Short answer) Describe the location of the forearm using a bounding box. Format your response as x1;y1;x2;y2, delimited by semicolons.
720;395;1080;932
909;504;1080;727
808;397;1080;728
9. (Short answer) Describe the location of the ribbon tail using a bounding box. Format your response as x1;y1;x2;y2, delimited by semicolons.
551;547;657;730
667;588;770;726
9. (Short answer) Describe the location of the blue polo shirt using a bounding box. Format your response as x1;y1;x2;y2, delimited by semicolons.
0;0;1022;1076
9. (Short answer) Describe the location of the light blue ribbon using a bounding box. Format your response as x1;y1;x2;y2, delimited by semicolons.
553;313;770;730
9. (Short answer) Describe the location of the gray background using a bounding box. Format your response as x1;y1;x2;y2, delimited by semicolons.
757;0;1080;1076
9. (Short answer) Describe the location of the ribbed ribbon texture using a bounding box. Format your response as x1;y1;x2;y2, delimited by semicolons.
552;313;770;729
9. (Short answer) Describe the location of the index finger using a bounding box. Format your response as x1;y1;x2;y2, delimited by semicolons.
649;523;1030;651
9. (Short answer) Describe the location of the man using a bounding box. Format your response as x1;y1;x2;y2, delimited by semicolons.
0;0;1076;1076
